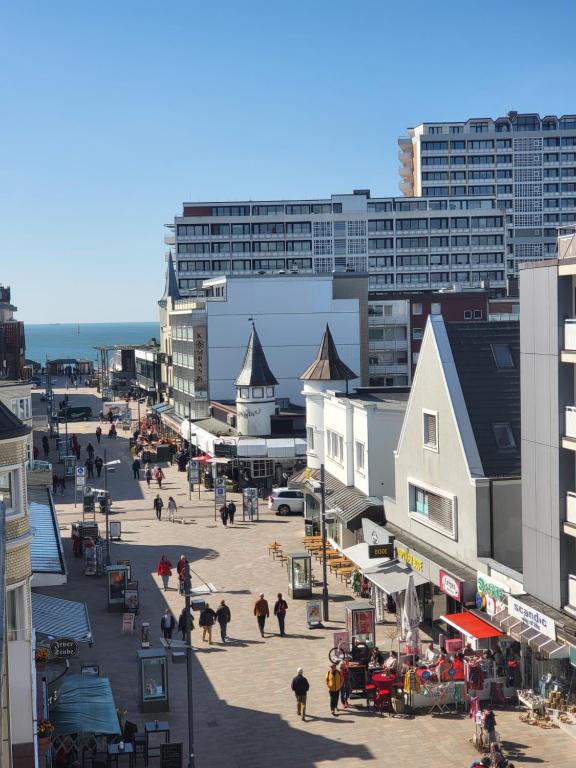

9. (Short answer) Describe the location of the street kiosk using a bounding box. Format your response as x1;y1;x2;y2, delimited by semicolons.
287;552;312;598
106;564;129;611
346;602;376;648
137;649;169;712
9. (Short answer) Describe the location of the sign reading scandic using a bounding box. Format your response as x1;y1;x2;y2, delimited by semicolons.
508;596;556;641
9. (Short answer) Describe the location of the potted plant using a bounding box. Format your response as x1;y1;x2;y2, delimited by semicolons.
37;720;53;754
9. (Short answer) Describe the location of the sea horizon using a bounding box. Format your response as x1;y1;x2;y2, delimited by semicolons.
25;321;160;364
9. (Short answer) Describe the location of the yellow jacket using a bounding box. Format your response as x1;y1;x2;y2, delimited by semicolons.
325;669;343;692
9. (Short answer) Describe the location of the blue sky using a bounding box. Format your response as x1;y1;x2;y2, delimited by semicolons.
1;1;576;322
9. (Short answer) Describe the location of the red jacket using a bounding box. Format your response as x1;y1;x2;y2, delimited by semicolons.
157;559;172;576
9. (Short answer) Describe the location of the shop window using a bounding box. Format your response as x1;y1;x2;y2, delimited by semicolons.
423;411;438;451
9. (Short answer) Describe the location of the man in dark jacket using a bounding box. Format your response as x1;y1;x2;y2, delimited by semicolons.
215;600;231;643
226;500;236;525
94;455;103;478
160;609;175;639
274;592;288;637
291;668;310;721
178;607;194;641
132;458;141;479
199;603;217;644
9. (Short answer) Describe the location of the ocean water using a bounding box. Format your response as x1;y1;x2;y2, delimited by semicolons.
25;323;160;365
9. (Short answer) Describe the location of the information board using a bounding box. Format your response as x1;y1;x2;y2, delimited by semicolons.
160;742;183;768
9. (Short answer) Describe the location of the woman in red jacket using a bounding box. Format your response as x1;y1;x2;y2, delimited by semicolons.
157;555;173;591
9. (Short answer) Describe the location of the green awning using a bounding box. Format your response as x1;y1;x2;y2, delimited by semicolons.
50;675;120;736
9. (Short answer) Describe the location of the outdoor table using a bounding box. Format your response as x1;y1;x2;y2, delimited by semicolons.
107;743;134;768
268;542;281;556
329;558;350;572
337;567;356;581
144;721;170;762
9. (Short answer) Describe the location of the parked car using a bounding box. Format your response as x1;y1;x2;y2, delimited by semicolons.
268;488;305;516
59;405;93;421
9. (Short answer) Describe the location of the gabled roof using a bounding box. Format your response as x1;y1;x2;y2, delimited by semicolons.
0;399;29;440
300;324;357;381
444;321;520;477
159;255;181;303
235;325;278;387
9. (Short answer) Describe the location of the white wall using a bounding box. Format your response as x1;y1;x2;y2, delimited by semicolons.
207;277;361;404
353;404;404;498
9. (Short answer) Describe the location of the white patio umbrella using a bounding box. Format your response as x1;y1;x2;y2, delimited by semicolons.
402;573;422;657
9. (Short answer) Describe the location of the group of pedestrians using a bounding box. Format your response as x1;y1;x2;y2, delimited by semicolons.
153;494;177;521
219;501;236;526
143;464;165;488
289;660;351;722
253;592;288;637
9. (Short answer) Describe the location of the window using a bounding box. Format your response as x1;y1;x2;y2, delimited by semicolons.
412;303;423;315
286;240;312;252
326;429;344;463
431;303;441;315
252;460;274;477
473;309;483;319
252;387;264;398
368;219;393;232
355;442;365;472
6;584;27;641
412;327;423;341
177;224;209;236
492;422;516;450
231;223;251;235
491;343;514;368
464;310;472;319
252;222;284;234
239;387;249;398
286;204;310;214
11;398;30;420
423;411;438;451
178;242;210;254
211;223;230;236
313;221;332;237
0;471;13;510
410;483;456;537
252;205;285;216
286;222;311;234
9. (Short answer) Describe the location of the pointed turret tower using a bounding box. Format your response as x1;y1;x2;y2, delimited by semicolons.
235;323;278;436
300;324;357;469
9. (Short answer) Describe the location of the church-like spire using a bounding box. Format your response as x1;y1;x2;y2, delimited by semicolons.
300;324;357;382
159;254;181;304
235;324;278;387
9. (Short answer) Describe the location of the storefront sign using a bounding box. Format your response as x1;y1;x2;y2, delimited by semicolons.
49;637;78;659
508;597;556;641
193;327;208;393
439;570;461;601
476;573;510;616
395;546;424;573
368;543;393;559
306;600;322;627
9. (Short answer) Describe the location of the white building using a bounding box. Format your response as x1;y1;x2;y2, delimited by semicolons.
399;112;576;278
159;263;365;419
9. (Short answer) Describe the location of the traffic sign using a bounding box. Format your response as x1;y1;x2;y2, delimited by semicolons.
215;486;226;499
49;637;79;659
188;460;199;484
76;466;86;477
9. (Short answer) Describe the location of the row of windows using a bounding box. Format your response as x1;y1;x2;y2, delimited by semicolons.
178;240;313;254
182;203;341;218
178;257;314;273
423;136;576;151
371;234;504;249
369;271;505;285
178;222;313;236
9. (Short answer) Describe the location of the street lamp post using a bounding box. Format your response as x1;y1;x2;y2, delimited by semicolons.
320;463;329;621
183;561;195;768
104;447;110;566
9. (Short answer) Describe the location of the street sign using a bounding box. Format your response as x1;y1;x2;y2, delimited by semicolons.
76;466;86;477
188;460;199;484
215;486;226;500
49;637;79;659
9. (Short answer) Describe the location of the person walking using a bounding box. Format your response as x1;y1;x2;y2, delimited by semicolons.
160;608;175;639
132;458;141;480
86;442;95;460
215;600;231;643
325;662;343;716
84;457;94;479
94;455;103;478
339;660;351;709
253;593;270;638
176;555;189;594
156;555;173;591
291;668;310;721
199;603;216;644
274;593;288;637
108;423;117;439
167;496;177;522
227;500;236;525
219;505;228;527
178;607;194;642
95;425;102;443
52;473;58;494
42;435;50;457
75;443;81;461
155;466;165;489
145;465;152;488
153;494;164;521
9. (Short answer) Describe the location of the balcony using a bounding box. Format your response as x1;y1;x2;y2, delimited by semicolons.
562;406;576;450
164;235;176;246
399;180;414;196
399;164;413;180
561;320;576;363
558;231;576;276
565;492;576;537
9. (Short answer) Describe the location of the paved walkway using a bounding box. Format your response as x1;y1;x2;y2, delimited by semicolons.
33;386;576;767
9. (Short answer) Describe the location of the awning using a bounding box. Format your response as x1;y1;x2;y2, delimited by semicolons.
491;608;568;658
365;562;428;595
236;438;267;457
161;410;182;433
441;611;502;640
341;543;391;573
32;592;92;643
50;675;120;736
150;402;171;414
266;438;297;458
29;486;67;586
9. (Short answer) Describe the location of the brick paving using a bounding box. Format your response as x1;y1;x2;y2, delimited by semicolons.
33;385;576;767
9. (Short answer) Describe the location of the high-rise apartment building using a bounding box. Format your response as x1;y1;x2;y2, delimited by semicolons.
166;190;507;296
399;113;576;279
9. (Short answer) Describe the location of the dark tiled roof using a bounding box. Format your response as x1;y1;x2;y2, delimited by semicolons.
445;321;520;477
0;400;29;441
159;255;181;303
300;324;357;382
235;325;278;387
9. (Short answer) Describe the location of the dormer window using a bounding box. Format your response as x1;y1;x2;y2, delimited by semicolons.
240;387;249;398
252;387;264;398
266;387;274;397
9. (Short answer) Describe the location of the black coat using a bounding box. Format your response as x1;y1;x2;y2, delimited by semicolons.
216;605;231;625
199;608;216;627
178;611;194;633
291;675;310;696
160;614;175;631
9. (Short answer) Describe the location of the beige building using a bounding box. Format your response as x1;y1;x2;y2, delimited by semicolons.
1;400;35;768
0;381;33;467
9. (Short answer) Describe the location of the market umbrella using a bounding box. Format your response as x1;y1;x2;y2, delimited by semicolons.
402;573;422;658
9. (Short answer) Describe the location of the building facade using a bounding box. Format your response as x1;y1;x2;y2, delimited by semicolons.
399;113;576;278
0;287;26;383
166;190;508;297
